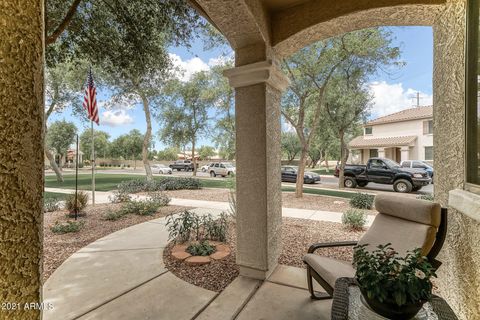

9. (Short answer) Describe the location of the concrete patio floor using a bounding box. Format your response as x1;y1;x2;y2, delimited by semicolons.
42;208;332;320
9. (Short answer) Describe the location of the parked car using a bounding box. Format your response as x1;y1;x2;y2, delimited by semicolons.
201;163;214;172
169;160;198;171
334;157;430;193
151;164;172;174
281;166;321;184
400;160;434;183
208;162;236;177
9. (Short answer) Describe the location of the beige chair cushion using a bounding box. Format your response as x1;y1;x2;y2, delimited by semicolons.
375;194;441;227
303;254;355;288
357;214;438;256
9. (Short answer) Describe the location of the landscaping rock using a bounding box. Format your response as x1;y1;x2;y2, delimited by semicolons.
172;251;192;261
185;256;211;266
171;244;188;253
210;250;230;260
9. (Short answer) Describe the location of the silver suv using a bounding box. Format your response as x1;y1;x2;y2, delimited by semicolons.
208;162;236;177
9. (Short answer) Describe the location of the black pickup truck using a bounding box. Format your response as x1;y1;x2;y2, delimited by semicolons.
169;160;198;171
334;157;431;193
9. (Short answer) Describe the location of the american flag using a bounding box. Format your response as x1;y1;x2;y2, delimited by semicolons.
83;68;99;125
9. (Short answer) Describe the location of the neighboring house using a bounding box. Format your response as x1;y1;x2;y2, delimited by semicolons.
348;106;433;164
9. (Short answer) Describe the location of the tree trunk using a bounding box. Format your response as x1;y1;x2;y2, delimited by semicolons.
140;94;153;181
191;139;197;176
295;146;308;198
45;149;64;182
324;151;330;172
338;130;349;189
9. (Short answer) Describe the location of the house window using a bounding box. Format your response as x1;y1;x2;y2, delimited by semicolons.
425;146;433;161
423;120;433;134
369;149;378;158
365;127;373;135
466;0;480;186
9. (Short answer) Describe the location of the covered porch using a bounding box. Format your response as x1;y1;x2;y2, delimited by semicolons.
348;135;417;164
2;0;479;320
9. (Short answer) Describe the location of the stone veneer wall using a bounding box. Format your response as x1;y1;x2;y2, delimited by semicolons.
0;1;44;319
434;0;480;319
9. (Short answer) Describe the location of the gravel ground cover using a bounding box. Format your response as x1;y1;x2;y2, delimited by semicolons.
164;217;366;292
43;203;190;282
163;188;377;214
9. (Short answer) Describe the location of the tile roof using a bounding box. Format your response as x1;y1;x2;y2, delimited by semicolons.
366;106;433;126
349;135;417;148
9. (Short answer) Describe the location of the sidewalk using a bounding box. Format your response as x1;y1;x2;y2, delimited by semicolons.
44;187;375;226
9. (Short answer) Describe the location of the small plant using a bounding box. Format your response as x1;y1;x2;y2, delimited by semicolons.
103;210;128;221
109;190;132;203
417;194;434;201
119;192;171;216
44;197;60;212
342;209;367;230
51;220;85;234
116;177;201;194
186;240;216;256
64;191;89;214
350;192;375;209
354;243;436;307
166;211;228;244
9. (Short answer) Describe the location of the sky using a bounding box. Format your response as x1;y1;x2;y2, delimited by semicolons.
49;26;433;150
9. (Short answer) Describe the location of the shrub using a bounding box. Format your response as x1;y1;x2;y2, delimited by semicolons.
119;193;170;216
342;209;367;230
103;210;128;221
187;241;216;256
417;194;434;201
44;197;60;212
350;192;375;209
51;220;85;234
64;191;89;213
117;177;201;194
109;190;132;203
166;210;228;243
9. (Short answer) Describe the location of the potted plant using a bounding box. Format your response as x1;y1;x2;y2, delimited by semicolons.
353;243;437;320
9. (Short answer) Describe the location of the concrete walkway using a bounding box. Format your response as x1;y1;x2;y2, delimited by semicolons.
43;208;332;320
45;187;375;226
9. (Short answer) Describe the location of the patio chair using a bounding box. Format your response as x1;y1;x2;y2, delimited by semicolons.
303;193;447;300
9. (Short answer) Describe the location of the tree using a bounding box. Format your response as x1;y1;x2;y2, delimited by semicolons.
80;130;110;160
159;72;213;176
324;75;370;188
198;145;216;160
281;132;302;164
46;120;77;168
46;0;202;181
157;147;179;161
209;62;236;160
282;28;401;197
110;130;144;169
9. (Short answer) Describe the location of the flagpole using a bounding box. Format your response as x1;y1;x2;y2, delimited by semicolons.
91;120;95;206
75;134;79;220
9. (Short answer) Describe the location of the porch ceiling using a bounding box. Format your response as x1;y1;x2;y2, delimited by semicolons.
192;0;446;58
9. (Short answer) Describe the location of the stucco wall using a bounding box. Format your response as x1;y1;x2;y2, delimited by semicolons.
434;0;480;319
0;1;44;319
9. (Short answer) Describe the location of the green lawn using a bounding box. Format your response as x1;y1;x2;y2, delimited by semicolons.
44;192;69;200
45;173;353;199
311;167;335;175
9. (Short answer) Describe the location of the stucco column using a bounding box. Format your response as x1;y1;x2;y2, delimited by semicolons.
400;147;410;162
377;147;385;158
224;60;289;279
0;1;44;319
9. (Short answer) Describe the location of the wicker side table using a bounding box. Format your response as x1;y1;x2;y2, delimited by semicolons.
331;278;458;320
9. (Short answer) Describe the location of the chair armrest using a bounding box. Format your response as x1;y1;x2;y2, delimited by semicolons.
308;241;358;253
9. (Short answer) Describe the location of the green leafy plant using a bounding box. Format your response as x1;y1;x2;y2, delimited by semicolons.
350;192;375;209
117;177;201;194
109;189;132;203
186;240;216;256
353;243;437;307
416;194;434;201
342;209;367;230
166;211;228;243
103;210;128;221
64;191;89;214
120;192;171;216
51;220;85;234
44;197;60;212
